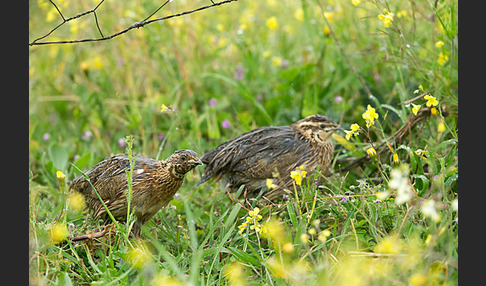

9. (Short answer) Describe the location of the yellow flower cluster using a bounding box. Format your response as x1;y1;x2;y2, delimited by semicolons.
344;123;360;140
378;9;395;27
266;178;277;189
362;104;379;128
290;165;307;186
437;52;449;66
238;207;267;235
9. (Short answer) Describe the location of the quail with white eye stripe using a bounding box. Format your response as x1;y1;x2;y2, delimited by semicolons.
195;114;340;201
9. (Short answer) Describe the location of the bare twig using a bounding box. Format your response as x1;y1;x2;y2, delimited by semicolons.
29;0;239;46
70;224;115;242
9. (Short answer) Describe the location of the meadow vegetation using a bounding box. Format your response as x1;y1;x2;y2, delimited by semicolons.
29;0;458;284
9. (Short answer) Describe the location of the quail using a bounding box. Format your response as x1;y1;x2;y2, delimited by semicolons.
195;114;340;200
69;150;202;236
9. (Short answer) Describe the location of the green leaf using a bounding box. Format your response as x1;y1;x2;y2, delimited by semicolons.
227;246;260;266
57;272;73;286
72;152;91;172
49;144;68;171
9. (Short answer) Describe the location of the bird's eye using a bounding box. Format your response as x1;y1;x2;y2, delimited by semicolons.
180;155;187;161
320;124;326;129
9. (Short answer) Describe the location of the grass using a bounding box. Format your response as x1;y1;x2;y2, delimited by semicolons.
29;0;458;285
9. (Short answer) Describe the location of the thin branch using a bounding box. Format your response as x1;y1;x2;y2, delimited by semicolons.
49;0;65;21
29;0;239;46
141;0;171;23
93;11;104;38
334;106;448;173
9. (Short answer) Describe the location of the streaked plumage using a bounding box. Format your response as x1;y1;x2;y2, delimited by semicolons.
69;150;202;236
196;114;340;200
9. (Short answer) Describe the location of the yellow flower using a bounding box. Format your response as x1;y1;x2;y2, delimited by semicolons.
344;130;354;141
240;207;265;235
430;107;438;116
152;273;183;286
378;9;394;27
392;153;399;164
127;245;151;269
300;233;310;244
374;235;402;254
160;104;168;112
437;52;449;66
323;12;335;23
352;0;361;6
409;273;427;286
318;229;331;242
424;95;439;107
271;56;282;67
435;40;444;48
263;50;271;58
56;170;65;181
362;104;379;128
290;165;307;186
366;147;377;159
266;16;279;30
345;123;360;140
411;103;421;115
282;242;294;253
248;207;260;218
396;10;408;18
323;26;330;36
67;192;86;213
414;84;424;94
294;8;304;22
437;120;446;133
263;218;285;244
266;178;277;189
224;262;246;286
49;223;69;244
91;55;103;70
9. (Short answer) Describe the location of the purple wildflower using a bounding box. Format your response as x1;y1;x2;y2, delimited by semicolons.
157;133;164;141
281;59;289;68
235;65;244;80
118;138;126;148
42;133;50;142
334;96;343;103
342;196;348;203
209;98;217;107
82;130;92;141
222;119;231;129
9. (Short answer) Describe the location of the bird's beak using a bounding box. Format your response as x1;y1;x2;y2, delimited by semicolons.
191;159;203;166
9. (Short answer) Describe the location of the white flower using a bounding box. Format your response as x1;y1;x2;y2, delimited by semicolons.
421;199;441;222
451;198;458;211
389;167;412;205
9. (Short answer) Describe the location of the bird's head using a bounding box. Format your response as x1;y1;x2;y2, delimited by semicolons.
292;114;341;145
167;149;203;177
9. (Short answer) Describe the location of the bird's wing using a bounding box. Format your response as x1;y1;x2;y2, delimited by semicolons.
70;154;158;199
197;126;313;185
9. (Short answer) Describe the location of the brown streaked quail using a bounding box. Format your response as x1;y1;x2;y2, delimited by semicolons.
69;149;202;236
195;114;340;200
